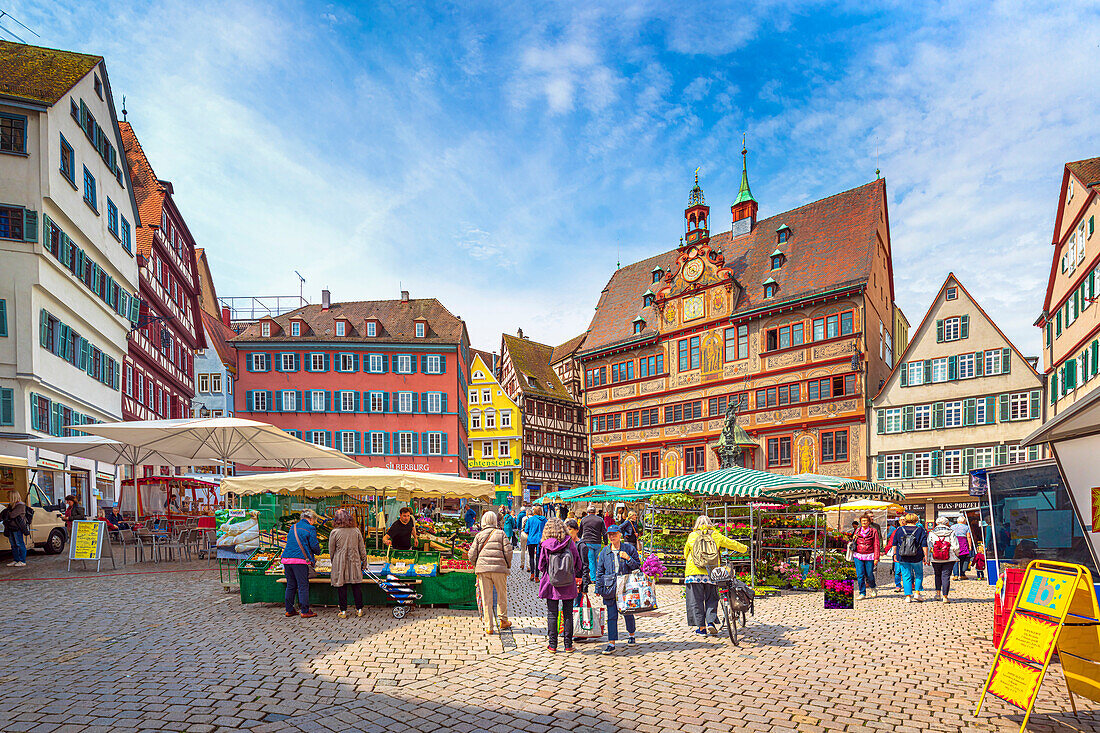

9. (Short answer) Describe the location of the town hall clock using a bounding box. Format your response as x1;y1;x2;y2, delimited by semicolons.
682;258;704;283
683;293;705;321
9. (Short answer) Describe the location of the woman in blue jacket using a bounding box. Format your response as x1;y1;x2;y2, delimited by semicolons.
525;506;547;581
594;524;641;654
282;510;322;618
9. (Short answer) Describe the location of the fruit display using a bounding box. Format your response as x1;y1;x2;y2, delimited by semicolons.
413;563;437;577
440;557;473;572
314;553;332;574
389;561;410;575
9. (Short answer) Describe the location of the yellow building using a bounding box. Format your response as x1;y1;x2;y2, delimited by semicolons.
467;352;523;503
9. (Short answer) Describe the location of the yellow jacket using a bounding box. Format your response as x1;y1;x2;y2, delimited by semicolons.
684;527;748;577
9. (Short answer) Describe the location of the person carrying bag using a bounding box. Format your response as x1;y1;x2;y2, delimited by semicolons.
594;524;641;654
281;510;322;618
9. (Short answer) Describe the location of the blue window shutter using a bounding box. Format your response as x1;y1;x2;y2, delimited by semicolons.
353;354;359;372
265;391;273;411
245;391;253;413
411;355;418;374
324;353;330;371
325;430;332;448
384;432;391;455
412;432;420;455
354;431;361;455
422;431;429;454
442;433;448;455
391;392;398;412
442;393;448;413
1002;347;1011;373
294;353;301;372
383;354;389;373
413;393;419;413
383;392;390;413
440;355;447;374
325;391;331;412
422;392;429;411
354;391;361;412
275;354;283;372
274;390;283;412
421;355;428;372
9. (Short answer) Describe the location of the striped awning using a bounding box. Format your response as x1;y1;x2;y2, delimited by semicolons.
792;474;905;502
635;467;837;500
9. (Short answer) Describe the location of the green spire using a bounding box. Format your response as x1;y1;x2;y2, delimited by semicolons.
735;135;756;204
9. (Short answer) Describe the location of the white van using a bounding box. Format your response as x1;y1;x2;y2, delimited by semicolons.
0;455;68;554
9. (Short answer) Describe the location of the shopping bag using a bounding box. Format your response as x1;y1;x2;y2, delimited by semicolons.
618;570;659;614
572;593;605;640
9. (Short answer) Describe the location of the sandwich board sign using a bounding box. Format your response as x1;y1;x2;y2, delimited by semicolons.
67;520;115;572
977;560;1100;730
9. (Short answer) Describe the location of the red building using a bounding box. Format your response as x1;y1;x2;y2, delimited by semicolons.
118;122;205;425
233;290;470;475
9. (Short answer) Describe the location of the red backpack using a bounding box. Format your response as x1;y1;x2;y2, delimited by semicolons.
931;534;952;562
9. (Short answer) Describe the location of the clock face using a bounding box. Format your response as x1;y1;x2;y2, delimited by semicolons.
683;258;704;282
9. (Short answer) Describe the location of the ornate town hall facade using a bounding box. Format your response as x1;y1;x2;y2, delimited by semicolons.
577;153;898;486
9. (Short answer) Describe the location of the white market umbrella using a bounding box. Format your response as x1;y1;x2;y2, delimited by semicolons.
80;418;362;470
220;467;496;502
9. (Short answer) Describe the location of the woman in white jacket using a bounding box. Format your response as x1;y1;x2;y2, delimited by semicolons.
926;517;961;603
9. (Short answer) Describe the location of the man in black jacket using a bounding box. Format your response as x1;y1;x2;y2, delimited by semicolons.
578;505;606;589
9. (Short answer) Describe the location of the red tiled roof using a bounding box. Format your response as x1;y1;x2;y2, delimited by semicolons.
233;298;466;344
1041;157;1100;315
469;348;496;376
194;248;221;317
0;40;100;105
500;334;575;402
580;179;886;355
550;332;588;366
117;121;164;258
200;308;238;374
1067;157;1100;192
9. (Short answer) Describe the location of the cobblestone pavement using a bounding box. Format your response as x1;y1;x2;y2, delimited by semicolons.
0;550;1097;732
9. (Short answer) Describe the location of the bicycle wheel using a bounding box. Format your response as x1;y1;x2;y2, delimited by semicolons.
721;598;738;646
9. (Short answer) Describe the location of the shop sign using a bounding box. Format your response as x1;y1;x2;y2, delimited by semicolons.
935;501;979;512
1001;613;1060;666
95;471;114;482
35;458;64;470
385;462;430;471
467;458;521;468
70;521;103;560
901;504;926;512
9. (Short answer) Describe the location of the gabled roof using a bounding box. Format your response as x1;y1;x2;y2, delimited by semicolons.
501;334;575;402
874;272;1041;401
1067;158;1100;193
118;121;166;258
469;348;496;377
550;332;588;366
200;308;238;374
233;298;465;344
580;179;887;355
0;40;100;105
194;248;220;317
1042;156;1100;316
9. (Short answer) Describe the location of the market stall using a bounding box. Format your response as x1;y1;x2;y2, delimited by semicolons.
119;475;219;517
219;468;496;610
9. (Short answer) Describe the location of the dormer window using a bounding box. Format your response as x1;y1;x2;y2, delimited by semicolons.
634;321;645;334
763;278;777;299
770;249;785;270
335;320;346;337
643;288;655;307
290;321;301;337
261;321;271;337
366;321;376;337
652;266;663;283
415;321;426;338
776;224;791;244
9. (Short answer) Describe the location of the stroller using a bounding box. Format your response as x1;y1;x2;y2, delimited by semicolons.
708;564;755;646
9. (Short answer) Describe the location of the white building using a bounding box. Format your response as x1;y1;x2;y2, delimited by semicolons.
0;41;142;509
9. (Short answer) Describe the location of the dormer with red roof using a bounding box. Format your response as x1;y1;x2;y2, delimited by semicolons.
288;316;307;338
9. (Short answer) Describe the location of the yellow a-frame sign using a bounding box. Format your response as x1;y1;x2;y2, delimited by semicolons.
977;560;1100;730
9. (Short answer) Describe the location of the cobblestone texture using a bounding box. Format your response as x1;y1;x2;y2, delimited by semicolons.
0;552;1096;731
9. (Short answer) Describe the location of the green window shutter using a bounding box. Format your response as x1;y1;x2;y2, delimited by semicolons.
354;432;361;455
384;432;391;455
440;355;447;374
0;388;12;426
960;314;969;339
903;453;914;478
1057;311;1063;335
1030;390;1040;420
948;355;957;381
274;391;283;412
1029;445;1040;461
876;409;885;435
876;456;885;480
964;447;975;472
975;351;984;376
900;365;908;387
39;309;47;347
1002;347;1011;374
924;360;933;384
931;450;942;477
354;391;361;412
995;445;1007;466
1093;341;1099;378
1076;288;1083;313
964;398;976;426
22;209;37;242
442;433;448;454
984;395;995;424
936;320;944;343
129;295;141;324
933;402;945;429
999;394;1010;422
903;405;914;432
1046;323;1052;346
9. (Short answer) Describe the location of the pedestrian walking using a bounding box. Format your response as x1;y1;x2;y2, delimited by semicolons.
594;524;641;654
952;515;975;580
974;542;987;580
885;523;904;592
684;516;748;634
1;494;30;568
468;511;513;634
464;504;477;531
538;518;581;652
62;494;85;533
525;505;547;581
927;517;961;603
884;513;927;602
852;513;880;599
501;507;517;547
621;510;640;548
578;504;607;590
282;509;321;618
328;509;368;618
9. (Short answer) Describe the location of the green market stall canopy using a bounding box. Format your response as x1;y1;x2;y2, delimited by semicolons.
635;466;837;500
792;474;905;502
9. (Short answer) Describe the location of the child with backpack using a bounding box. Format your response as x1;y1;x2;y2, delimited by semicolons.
684;515;749;634
537;518;582;652
927;517;961;602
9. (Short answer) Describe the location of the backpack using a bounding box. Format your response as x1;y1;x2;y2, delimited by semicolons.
690;530;720;570
931;533;952;562
546;547;576;588
895;527;921;558
728;578;756;614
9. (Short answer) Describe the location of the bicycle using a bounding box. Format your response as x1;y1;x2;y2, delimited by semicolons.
708;565;754;646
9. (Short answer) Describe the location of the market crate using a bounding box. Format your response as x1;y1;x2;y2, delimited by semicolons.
416;551;441;565
240;569;284;604
237;548;282;571
389;550;418;561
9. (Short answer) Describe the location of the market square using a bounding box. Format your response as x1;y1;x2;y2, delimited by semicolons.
2;2;1100;732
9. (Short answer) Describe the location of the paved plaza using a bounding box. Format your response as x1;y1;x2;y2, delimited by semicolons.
0;553;1097;733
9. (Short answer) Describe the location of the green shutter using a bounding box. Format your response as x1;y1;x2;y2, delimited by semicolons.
964;398;976;426
924;360;932;384
39;309;47;347
931;450;942;477
0;388;12;426
22;209;37;242
948;355;957;381
960;314;969;339
876;456;885;480
903;405;914;432
985;396;996;424
900;364;908;387
1002;347;1011;374
1029;445;1040;461
995;444;1007;466
1057;310;1063;335
975;351;984;376
1030;390;1039;419
999;394;1010;422
936;320;944;342
903;453;914;478
933;402;945;429
1046;323;1052;346
129;295;141;324
964;447;975;472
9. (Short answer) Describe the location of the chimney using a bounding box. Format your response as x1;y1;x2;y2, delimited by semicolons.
400;290;410;303
322;289;331;310
517;327;524;339
221;306;231;328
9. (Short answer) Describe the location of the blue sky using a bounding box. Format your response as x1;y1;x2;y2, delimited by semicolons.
14;1;1100;354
